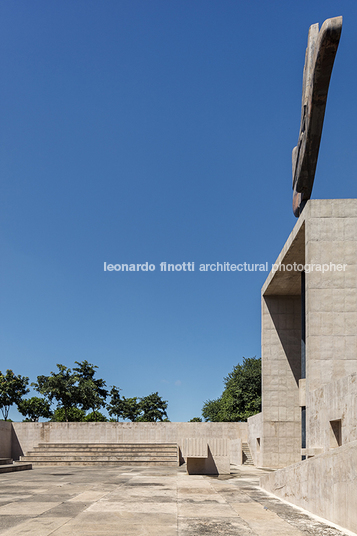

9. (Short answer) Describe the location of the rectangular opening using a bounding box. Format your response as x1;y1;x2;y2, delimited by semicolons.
330;419;342;448
256;438;261;453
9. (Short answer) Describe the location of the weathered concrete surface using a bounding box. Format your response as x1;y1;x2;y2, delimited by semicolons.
0;464;352;536
256;199;357;469
307;373;357;454
0;423;12;459
260;441;357;535
247;412;263;467
19;442;179;467
11;422;248;461
230;438;243;466
0;462;32;474
183;438;230;475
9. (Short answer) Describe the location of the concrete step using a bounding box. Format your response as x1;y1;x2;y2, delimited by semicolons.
21;460;177;467
0;458;12;465
36;442;177;448
21;455;178;462
0;462;32;474
242;442;254;465
32;445;177;453
21;442;179;467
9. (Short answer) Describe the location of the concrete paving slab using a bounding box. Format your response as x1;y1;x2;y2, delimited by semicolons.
0;516;71;536
51;524;178;536
178;516;257;535
232;502;306;535
0;502;60;516
178;492;227;504
67;490;110;502
178;501;238;518
87;500;177;514
0;465;353;536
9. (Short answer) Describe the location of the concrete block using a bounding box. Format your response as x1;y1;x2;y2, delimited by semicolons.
182;438;207;458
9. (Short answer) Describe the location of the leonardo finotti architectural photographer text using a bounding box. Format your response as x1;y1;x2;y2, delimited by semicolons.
103;262;348;273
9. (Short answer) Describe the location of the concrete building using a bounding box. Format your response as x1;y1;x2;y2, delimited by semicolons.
248;199;357;533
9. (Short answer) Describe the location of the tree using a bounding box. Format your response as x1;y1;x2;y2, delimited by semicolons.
202;398;222;422
121;397;141;422
0;370;29;420
33;364;78;422
17;396;53;422
189;417;202;422
73;360;108;421
107;386;125;422
51;407;86;422
84;411;108;422
137;392;168;422
202;357;261;422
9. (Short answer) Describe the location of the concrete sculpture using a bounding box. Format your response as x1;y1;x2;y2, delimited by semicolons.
292;16;342;217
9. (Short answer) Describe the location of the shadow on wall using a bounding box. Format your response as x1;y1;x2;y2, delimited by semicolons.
11;427;23;460
186;446;218;475
265;295;301;386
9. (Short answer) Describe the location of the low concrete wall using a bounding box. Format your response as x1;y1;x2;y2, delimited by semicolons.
307;372;357;454
11;422;248;461
0;421;12;458
260;440;357;534
230;438;242;466
247;412;263;466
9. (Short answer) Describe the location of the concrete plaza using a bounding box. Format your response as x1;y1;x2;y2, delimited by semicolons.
0;465;351;536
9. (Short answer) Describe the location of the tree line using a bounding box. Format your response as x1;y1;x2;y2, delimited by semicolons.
189;357;261;422
1;357;261;423
0;361;168;422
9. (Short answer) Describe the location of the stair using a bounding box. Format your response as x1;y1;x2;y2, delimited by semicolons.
0;458;32;474
242;442;254;465
20;443;179;467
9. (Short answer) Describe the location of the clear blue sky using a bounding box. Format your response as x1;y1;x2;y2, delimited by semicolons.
1;1;356;422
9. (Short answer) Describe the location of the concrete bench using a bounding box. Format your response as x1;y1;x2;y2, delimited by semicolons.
182;438;230;475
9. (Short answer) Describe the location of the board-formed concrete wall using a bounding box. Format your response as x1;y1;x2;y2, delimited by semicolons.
0;421;12;458
258;199;357;469
11;421;248;461
230;438;243;466
307;372;357;455
260;440;357;534
247;412;263;467
305;199;357;396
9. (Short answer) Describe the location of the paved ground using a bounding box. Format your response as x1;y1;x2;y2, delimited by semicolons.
0;464;352;536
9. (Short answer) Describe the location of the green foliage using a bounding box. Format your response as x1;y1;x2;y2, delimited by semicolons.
107;386;125;421
202;357;261;422
0;370;30;420
17;396;53;422
189;417;202;422
73;360;108;418
33;361;108;422
84;411;108;422
202;398;222;422
33;364;78;422
107;391;169;422
121;397;141;422
3;361;170;424
51;407;86;422
136;392;168;422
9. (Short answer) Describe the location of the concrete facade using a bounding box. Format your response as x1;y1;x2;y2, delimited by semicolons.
9;421;247;464
249;199;357;533
248;199;357;469
247;412;263;467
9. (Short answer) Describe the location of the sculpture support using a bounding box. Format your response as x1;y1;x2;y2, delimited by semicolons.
292;17;342;217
